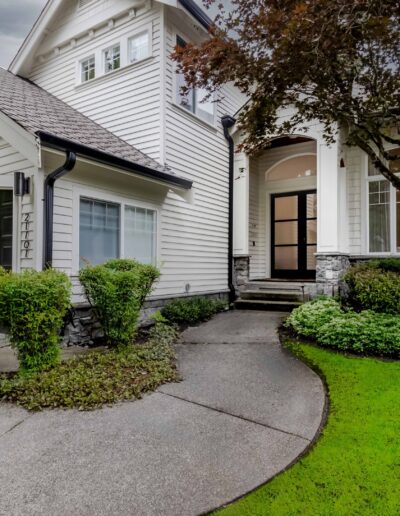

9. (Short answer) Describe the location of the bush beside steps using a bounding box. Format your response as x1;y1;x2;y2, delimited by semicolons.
285;298;400;358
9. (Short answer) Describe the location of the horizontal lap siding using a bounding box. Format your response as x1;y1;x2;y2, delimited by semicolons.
0;138;36;270
159;18;245;298
29;4;163;161
346;146;364;254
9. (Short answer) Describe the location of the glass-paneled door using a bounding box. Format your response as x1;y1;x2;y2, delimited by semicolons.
0;190;13;270
271;190;317;279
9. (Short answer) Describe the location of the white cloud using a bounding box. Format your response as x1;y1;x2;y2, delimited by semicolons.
0;0;46;68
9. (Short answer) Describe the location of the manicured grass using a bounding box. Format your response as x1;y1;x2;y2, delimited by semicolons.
217;342;400;516
0;340;178;411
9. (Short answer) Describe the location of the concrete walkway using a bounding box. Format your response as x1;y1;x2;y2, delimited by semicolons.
0;311;325;516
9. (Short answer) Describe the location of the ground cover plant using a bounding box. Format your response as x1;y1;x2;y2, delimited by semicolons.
285;298;400;358
0;322;178;411
80;259;160;347
161;297;226;325
216;342;400;516
0;269;71;373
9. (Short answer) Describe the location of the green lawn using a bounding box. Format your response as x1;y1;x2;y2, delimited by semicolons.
216;342;400;516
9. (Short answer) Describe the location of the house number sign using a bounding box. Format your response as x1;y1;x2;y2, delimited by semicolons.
22;213;31;258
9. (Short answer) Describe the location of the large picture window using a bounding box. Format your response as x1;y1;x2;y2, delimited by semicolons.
175;36;215;125
368;150;400;253
79;197;157;267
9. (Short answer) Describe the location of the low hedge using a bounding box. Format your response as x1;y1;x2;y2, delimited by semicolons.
161;297;226;325
344;264;400;314
80;259;160;347
0;269;71;373
285;298;400;357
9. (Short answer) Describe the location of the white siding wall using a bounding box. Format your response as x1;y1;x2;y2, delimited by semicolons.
160;12;246;297
0;138;37;270
248;141;317;279
29;2;164;161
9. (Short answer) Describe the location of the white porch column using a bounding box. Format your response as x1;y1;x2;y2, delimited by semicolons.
317;141;348;254
233;151;250;256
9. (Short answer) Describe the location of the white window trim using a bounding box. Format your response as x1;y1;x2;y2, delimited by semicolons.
75;23;153;87
172;32;217;128
78;54;96;84
103;43;121;75
365;155;400;256
72;185;160;273
127;27;152;65
0;179;17;272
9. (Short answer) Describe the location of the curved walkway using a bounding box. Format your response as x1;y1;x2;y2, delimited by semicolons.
0;311;325;516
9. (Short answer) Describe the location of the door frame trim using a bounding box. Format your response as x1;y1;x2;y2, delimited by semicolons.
270;189;317;279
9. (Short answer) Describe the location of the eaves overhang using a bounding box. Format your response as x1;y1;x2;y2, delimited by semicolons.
37;131;193;190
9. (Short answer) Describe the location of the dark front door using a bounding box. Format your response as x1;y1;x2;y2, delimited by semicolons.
0;190;13;270
271;190;317;279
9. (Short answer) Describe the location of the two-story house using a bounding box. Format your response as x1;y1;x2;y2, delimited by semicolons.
0;0;399;341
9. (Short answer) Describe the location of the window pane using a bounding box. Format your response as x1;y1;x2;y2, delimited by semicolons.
79;199;119;267
268;155;317;181
195;87;214;124
369;181;390;252
274;221;298;245
397;190;400;253
176;70;194;112
307;245;317;270
81;57;95;82
124;206;156;264
306;193;317;218
274;196;298;220
307;219;317;245
129;32;149;62
104;45;120;73
275;247;298;270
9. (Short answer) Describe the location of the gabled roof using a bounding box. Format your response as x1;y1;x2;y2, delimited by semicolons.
0;68;191;189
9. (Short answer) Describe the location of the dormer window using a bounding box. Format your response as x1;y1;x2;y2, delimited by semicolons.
129;31;150;63
104;44;121;74
81;56;95;82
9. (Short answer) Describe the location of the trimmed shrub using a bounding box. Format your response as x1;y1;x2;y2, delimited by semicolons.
286;298;400;357
285;297;342;338
366;258;400;273
344;265;400;314
317;311;400;357
0;269;71;373
161;297;227;325
79;259;160;347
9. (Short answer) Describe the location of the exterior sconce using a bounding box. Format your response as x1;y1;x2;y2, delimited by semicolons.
14;172;30;197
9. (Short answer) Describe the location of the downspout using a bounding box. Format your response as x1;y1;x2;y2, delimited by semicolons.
43;151;76;269
221;115;237;303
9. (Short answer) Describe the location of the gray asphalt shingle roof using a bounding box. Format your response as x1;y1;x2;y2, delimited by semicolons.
0;68;170;174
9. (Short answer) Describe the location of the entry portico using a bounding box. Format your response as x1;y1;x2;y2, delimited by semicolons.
231;121;350;295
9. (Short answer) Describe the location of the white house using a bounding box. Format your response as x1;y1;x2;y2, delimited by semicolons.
0;0;399;341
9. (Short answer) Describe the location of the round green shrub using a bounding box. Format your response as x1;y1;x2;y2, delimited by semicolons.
79;259;160;347
161;297;227;325
284;297;342;338
344;265;400;314
0;269;71;373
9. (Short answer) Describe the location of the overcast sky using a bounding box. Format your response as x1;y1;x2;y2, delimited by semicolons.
0;0;231;70
0;0;47;69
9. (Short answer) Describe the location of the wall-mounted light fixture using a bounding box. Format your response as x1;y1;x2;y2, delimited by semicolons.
14;172;30;197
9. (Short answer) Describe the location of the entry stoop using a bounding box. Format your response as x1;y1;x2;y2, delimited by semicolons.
235;280;313;311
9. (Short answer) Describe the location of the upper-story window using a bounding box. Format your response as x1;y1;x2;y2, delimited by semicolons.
175;36;215;125
104;44;121;74
129;31;150;63
81;56;95;82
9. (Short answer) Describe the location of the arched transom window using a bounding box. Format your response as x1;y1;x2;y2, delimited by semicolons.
267;155;317;182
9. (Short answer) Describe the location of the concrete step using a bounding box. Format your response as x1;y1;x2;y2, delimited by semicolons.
244;281;309;292
234;299;302;312
240;290;304;302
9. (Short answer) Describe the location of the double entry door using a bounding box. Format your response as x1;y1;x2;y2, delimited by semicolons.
271;190;317;279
